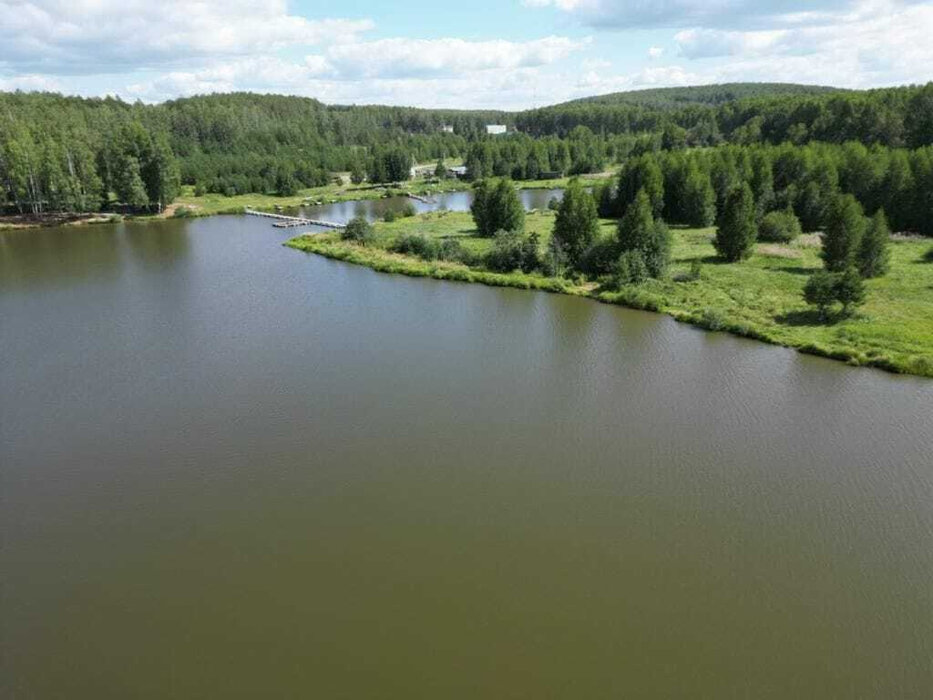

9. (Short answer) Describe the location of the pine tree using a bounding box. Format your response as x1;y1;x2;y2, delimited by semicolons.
822;194;866;272
858;209;891;278
617;188;671;279
682;164;716;228
470;178;524;237
552;178;599;268
715;183;757;262
835;266;866;315
616;155;664;217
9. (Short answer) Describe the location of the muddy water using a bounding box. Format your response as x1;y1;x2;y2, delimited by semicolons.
2;214;931;698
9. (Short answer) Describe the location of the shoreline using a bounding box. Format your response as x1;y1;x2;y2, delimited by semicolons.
0;174;609;232
286;215;933;379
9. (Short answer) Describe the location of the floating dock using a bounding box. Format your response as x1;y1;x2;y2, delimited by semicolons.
244;208;344;229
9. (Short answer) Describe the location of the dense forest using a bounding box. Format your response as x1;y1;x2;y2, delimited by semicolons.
1;82;931;232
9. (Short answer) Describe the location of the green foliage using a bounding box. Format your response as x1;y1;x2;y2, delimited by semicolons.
115;155;149;209
350;160;366;185
822;194;867;272
858;209;891;278
341;215;374;245
715;183;757;262
368;146;412;184
484;231;541;273
616;154;664;217
682;163;717;227
803;267;867;319
392;234;437;259
803;271;839;319
617;189;671;278
616;250;649;286
552;178;599;268
758;208;802;243
835;266;867;314
289;211;933;377
470;178;525;237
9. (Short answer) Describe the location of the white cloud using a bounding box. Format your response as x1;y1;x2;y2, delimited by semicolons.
0;1;373;74
0;73;62;91
647;46;665;59
325;36;588;78
672;0;933;87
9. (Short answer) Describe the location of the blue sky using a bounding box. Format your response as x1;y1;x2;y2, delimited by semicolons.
1;1;931;108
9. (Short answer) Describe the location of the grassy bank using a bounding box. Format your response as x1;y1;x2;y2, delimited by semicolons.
286;210;933;378
170;173;609;218
2;173;611;230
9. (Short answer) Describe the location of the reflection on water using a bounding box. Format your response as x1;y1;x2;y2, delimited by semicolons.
2;213;932;699
0;222;192;291
297;188;563;226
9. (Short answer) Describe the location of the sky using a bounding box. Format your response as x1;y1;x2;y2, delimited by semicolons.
1;0;931;109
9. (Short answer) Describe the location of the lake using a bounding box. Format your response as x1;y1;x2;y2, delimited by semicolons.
2;210;931;698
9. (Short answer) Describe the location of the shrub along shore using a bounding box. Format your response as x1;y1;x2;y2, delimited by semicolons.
286;209;933;378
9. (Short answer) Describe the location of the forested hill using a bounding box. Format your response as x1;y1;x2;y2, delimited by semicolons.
556;83;842;108
1;82;932;215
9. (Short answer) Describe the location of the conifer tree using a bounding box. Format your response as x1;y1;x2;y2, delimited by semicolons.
552;178;599;268
714;183;756;262
822;194;866;272
858;209;891;278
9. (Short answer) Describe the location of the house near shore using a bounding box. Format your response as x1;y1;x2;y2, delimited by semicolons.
485;124;507;135
447;166;469;179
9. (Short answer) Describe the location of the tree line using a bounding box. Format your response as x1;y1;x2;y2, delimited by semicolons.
517;83;933;149
2;83;931;214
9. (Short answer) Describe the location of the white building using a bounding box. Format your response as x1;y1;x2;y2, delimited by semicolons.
440;125;454;133
485;124;507;135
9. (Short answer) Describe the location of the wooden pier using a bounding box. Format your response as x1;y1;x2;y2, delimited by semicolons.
244;208;345;229
406;193;435;204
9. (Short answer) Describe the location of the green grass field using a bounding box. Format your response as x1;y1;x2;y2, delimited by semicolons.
287;210;933;378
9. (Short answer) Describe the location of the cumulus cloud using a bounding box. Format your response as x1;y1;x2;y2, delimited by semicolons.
325;36;587;78
0;0;373;74
673;0;933;87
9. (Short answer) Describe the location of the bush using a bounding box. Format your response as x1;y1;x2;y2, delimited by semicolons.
341;215;374;245
547;196;560;211
193;183;206;197
401;202;417;218
803;267;866;320
925;246;933;262
577;236;619;276
484;230;540;273
758;208;802;243
392;234;439;260
383;210;397;222
172;206;194;218
436;238;477;265
616;250;649;286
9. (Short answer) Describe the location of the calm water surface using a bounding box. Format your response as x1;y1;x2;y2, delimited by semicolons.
2;212;931;699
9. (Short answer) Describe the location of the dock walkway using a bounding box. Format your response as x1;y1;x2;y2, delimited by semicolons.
244;208;345;229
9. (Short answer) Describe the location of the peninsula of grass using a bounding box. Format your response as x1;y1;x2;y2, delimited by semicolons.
286;210;933;378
